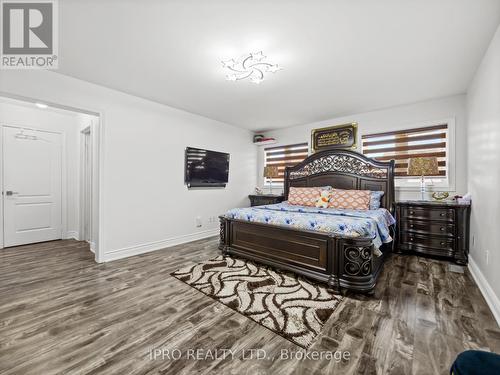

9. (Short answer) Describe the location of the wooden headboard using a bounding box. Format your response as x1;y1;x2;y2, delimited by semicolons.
284;149;395;211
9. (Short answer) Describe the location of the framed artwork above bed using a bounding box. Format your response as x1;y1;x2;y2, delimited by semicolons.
311;122;358;153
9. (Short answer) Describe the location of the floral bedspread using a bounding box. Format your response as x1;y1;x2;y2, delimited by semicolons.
224;202;395;250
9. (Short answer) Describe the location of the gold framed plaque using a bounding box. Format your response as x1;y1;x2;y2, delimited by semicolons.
311;122;358;153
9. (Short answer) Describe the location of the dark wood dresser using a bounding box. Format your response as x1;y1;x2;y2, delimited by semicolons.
248;194;285;207
395;200;471;265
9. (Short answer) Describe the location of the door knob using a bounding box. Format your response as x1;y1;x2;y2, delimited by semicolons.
5;191;19;196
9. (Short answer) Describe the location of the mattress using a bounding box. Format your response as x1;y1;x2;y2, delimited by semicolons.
224;202;395;250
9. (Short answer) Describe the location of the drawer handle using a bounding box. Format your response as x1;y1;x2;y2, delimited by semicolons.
440;227;445;231
440;242;445;246
409;237;414;242
410;211;414;215
410;224;414;228
440;213;445;217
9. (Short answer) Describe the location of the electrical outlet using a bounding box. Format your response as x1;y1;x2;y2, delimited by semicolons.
196;216;202;228
206;216;217;225
485;250;489;265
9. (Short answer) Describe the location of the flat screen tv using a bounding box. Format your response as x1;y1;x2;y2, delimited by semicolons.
185;147;230;188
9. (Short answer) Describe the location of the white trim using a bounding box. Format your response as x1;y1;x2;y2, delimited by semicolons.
100;229;219;262
65;231;79;240
468;256;500;327
89;241;96;253
79;125;92;243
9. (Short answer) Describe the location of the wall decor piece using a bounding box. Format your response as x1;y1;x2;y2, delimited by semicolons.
311;122;358;152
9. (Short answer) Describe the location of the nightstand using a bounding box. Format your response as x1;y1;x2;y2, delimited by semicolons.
395;200;471;265
248;194;285;207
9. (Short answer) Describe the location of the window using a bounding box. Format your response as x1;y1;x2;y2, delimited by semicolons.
264;142;308;184
362;124;448;181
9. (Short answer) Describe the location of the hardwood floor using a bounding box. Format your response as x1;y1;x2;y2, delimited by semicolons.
0;238;498;375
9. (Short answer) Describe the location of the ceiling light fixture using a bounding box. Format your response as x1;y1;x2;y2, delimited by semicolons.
35;102;48;109
222;51;282;84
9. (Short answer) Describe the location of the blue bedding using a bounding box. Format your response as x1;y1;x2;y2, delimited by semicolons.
225;202;395;250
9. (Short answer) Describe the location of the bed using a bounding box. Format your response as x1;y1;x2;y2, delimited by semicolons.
219;149;395;294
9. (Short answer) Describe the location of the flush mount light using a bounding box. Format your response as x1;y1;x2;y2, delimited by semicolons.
35;102;48;109
222;51;282;84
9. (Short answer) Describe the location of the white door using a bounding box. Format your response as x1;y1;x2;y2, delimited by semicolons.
3;126;62;247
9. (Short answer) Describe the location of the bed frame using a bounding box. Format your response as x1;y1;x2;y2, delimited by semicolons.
219;149;395;294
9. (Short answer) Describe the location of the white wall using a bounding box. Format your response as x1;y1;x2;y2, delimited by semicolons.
466;24;500;323
0;100;82;240
257;95;467;200
0;70;257;261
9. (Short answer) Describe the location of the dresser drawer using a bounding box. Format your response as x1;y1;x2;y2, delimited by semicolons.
401;220;455;237
401;206;455;222
400;233;455;254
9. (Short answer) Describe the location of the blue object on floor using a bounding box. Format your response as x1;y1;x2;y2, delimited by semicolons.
451;350;500;375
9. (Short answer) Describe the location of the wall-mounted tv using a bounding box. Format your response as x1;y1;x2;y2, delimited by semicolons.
185;147;230;188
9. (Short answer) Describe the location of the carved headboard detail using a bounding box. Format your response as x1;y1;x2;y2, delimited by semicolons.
284;149;395;211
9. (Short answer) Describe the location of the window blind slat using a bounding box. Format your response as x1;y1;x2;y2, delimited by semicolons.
362;132;446;147
363;142;446;154
372;151;446;161
264;143;309;152
265;148;308;157
362;124;448;139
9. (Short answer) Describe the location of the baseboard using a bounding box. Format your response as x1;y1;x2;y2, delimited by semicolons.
64;231;79;240
468;256;500;327
101;229;219;262
89;241;96;253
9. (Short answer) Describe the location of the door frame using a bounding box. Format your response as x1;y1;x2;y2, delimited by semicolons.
79;125;92;249
0;124;67;248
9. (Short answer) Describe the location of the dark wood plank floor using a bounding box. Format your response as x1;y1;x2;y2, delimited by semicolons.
0;239;498;375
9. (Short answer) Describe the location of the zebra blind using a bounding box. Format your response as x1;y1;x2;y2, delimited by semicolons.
362;124;448;177
264;142;309;182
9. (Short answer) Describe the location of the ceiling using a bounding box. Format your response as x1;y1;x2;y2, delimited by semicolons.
58;0;500;131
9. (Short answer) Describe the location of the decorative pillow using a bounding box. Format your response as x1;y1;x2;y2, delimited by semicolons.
328;189;371;210
369;191;385;210
288;187;325;207
314;189;332;208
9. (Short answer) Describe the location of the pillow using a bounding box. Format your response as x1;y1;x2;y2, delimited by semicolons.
328;189;371;210
288;187;326;207
369;191;385;210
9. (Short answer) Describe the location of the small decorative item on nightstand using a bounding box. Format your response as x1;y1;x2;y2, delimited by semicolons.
248;194;284;207
432;191;449;201
394;200;471;265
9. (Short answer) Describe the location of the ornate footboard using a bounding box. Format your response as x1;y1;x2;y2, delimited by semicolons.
219;216;386;294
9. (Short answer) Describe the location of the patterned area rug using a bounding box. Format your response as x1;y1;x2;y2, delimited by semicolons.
171;256;343;348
